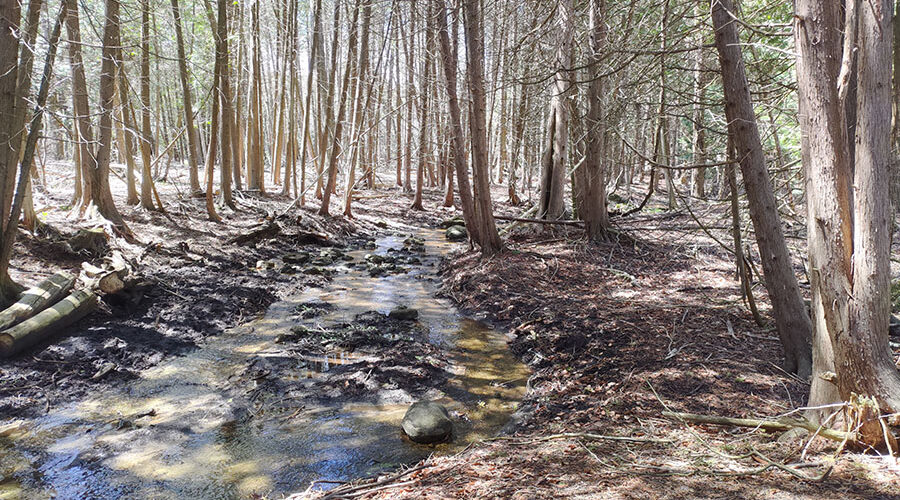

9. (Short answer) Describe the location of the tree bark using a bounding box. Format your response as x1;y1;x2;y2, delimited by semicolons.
538;0;573;220
796;0;900;419
0;290;97;358
170;0;202;194
580;0;610;241
462;0;502;255
411;0;430;211
435;0;479;245
138;0;156;211
712;0;812;377
318;0;360;216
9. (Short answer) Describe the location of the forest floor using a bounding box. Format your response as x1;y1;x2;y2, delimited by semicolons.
309;187;900;499
3;161;900;499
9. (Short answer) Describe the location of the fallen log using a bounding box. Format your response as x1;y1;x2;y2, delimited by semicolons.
228;222;282;246
0;272;75;331
0;289;98;358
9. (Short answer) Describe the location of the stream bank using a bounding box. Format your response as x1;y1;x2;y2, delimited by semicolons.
0;228;528;499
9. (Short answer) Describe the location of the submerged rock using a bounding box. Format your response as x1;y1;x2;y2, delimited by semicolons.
388;306;418;321
401;401;453;444
364;253;386;264
445;225;467;242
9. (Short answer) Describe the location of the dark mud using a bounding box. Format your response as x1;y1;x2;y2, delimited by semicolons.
239;309;452;411
0;208;359;419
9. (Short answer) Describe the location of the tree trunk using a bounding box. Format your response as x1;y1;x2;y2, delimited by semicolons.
113;66;139;205
539;0;573;220
712;0;812;377
218;0;235;209
691;20;708;200
0;290;97;358
411;0;430;211
318;0;360;216
139;0;157;211
435;0;479;245
462;0;502;255
795;0;900;421
170;0;202;194
0;272;74;332
580;0;610;241
343;0;373;216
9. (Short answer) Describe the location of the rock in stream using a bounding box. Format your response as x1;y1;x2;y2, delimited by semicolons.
402;401;453;444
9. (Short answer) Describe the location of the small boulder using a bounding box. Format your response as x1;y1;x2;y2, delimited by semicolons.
445;225;467;242
311;256;333;266
439;217;465;229
388;306;418;321
401;401;453;444
305;266;328;276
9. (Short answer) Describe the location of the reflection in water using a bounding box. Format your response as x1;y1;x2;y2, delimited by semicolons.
0;230;528;499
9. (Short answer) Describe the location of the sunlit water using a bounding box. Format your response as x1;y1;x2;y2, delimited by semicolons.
0;229;528;499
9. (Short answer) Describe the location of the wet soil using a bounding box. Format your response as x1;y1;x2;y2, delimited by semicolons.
0;206;361;419
0;160;372;419
1;177;529;499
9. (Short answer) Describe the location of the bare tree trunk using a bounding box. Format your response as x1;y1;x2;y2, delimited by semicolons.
435;0;479;244
712;0;812;377
796;0;900;424
411;0;430;211
316;0;341;200
218;0;235;209
538;0;573;220
462;0;502;255
113;66;139;205
318;0;360;216
66;0;94;212
343;0;372;216
246;0;264;193
204;0;224;222
402;1;416;193
295;0;321;203
139;0;157;211
0;0;32;303
691;21;708;200
170;0;202;194
580;0;610;240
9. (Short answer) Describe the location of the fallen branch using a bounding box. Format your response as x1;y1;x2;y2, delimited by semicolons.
661;411;850;443
315;464;429;500
0;290;98;357
81;251;134;295
0;272;75;331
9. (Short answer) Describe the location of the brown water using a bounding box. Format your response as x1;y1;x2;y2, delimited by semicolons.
0;229;528;499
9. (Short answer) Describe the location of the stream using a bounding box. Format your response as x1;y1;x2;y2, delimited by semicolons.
0;229;529;499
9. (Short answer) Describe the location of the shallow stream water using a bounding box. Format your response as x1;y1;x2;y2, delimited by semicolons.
0;229;528;499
